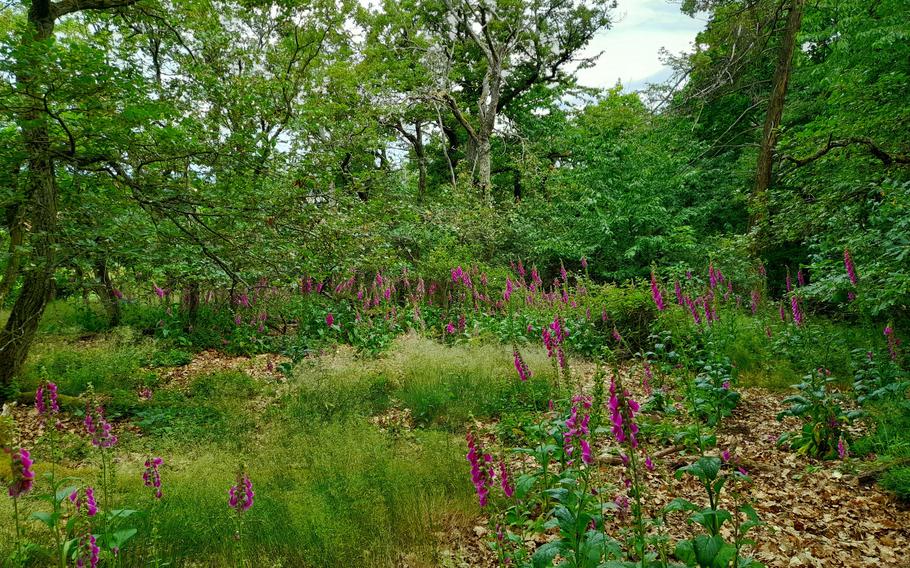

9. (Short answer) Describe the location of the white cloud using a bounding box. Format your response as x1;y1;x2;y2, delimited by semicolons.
576;0;706;91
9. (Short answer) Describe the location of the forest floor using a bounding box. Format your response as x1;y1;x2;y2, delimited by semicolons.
6;341;909;567
442;388;910;568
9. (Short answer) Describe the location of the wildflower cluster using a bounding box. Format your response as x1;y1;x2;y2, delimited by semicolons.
70;487;99;517
75;534;100;568
512;348;532;381
466;431;494;507
144;457;164;499
563;395;593;465
7;447;35;497
84;405;117;448
228;473;255;513
542;314;568;370
35;381;60;416
608;378;640;448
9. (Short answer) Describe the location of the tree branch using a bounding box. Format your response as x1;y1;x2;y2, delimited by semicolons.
52;0;138;18
781;136;910;168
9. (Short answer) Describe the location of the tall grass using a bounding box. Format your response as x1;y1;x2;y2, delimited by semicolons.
289;334;557;428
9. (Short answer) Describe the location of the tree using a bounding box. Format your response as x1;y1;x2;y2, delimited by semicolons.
752;0;804;252
428;0;613;202
0;0;146;396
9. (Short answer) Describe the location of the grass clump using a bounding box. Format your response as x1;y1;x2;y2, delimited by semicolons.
289;335;557;429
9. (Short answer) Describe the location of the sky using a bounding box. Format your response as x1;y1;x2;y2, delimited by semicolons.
576;0;707;92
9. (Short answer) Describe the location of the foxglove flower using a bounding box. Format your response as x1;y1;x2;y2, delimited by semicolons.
75;534;100;568
69;487;98;517
445;322;456;334
84;406;117;448
36;381;60;415
143;457;163;499
837;437;848;459
228;474;254;513
498;460;514;498
564;396;593;464
580;257;588;270
466;433;494;507
798;269;806;287
674;280;683;305
7;448;35;497
608;379;640;448
325;312;334;327
791;296;803;326
642;360;653;396
750;290;760;315
844;248;858;286
513;349;532;382
650;271;665;311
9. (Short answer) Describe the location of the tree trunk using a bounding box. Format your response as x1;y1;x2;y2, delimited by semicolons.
475;136;492;203
0;182;25;305
94;258;121;327
186;281;200;329
414;120;426;203
751;0;805;253
0;2;59;397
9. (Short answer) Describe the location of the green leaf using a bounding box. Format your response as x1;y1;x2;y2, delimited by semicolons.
532;541;562;568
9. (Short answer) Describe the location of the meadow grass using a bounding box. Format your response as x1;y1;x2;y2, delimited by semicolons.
3;333;544;566
289;334;558;429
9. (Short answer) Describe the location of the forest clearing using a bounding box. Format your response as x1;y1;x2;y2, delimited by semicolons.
1;0;908;566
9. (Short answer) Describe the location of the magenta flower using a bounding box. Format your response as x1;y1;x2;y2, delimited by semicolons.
611;328;622;343
445;322;456;334
580;257;588;270
466;432;494;507
608;378;639;448
786;271;792;293
642;360;653;396
790;296;803;326
228;474;254;513
325;312;334;327
721;449;731;463
750;290;760;315
7;448;35;497
645;456;654;471
564;396;593;464
778;301;787;322
84;406;117;448
143;457;163;499
75;534;100;568
69;487;98;517
798;269;806;287
513;349;532;382
650;271;665;311
685;296;701;325
844;248;858;286
153;284;165;299
498;460;514;498
837;437;848;459
35;381;60;416
674;280;683;305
